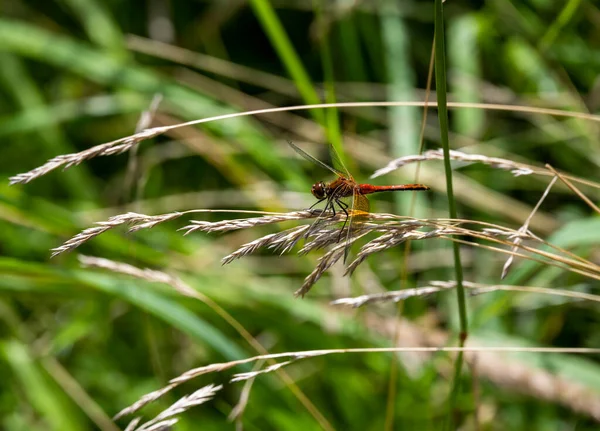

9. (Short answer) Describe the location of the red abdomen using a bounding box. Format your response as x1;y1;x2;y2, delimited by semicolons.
357;184;430;195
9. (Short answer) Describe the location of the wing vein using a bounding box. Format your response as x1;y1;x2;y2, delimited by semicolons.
287;141;344;177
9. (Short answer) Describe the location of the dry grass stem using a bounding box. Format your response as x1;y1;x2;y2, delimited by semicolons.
331;280;600;308
113;344;600;420
164;346;600;387
231;360;297;383
53;209;291;257
79;255;198;297
546;164;600;214
79;255;334;430
502;175;558;278
370;149;600;191
446;236;600;282
52;212;184;257
70;211;600;296
296;220;398;255
123;384;222;431
181;210;318;235
344;227;445;277
14;93;599;426
228;361;264;428
9;128;163;185
158;341;600;420
124;418;142;431
468;283;600;303
135;420;176;431
295;240;351;297
371;149;539;178
363;312;600;421
116;316;600;422
124;94;163;198
215;211;600;299
136;94;163;132
114;312;600;423
221;225;310;264
171;362;243;384
331;286;450;307
115;384;178;420
146;345;600;409
10;101;600;185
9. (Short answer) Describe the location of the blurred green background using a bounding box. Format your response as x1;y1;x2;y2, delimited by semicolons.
1;0;600;430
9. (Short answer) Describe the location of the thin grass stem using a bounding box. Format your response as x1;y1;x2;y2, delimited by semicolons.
249;0;325;127
434;0;469;427
11;101;600;186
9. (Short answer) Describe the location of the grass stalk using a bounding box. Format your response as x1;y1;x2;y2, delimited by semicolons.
434;0;469;427
249;0;324;126
314;0;345;163
250;0;348;165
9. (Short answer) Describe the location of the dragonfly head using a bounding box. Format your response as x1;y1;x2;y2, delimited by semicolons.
311;181;326;199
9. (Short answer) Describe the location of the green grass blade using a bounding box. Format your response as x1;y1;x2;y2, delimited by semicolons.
0;18;307;189
434;0;468;427
0;53;98;200
2;340;86;431
77;272;248;361
380;4;423;216
62;0;125;51
0;94;148;138
539;0;582;50
249;0;348;163
337;13;368;83
448;14;484;139
314;1;343;162
249;0;322;117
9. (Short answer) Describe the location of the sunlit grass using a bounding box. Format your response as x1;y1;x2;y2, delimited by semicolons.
2;2;600;430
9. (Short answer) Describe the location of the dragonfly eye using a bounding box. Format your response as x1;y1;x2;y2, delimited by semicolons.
311;182;326;199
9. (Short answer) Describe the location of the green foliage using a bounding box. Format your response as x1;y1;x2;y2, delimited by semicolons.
1;1;599;430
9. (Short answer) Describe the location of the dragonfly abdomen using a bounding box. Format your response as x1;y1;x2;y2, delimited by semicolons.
357;184;430;195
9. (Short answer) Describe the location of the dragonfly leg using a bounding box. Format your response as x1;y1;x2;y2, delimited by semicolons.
306;189;344;241
308;198;326;215
304;194;336;239
336;199;350;243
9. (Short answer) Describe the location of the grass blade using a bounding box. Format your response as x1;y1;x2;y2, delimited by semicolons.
434;0;469;427
249;0;323;120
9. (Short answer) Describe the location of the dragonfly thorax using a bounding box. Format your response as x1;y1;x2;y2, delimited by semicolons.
311;181;327;199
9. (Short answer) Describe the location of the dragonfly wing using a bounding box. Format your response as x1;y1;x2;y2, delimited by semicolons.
341;191;369;263
328;142;353;180
287;141;344;177
352;193;370;214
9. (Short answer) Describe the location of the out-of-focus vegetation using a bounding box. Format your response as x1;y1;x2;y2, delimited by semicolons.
1;0;600;430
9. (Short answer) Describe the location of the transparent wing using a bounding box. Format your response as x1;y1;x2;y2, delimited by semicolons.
287;141;344;177
327;142;353;180
341;192;369;263
352;193;370;214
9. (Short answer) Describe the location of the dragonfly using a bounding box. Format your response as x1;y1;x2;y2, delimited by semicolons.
288;141;430;260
